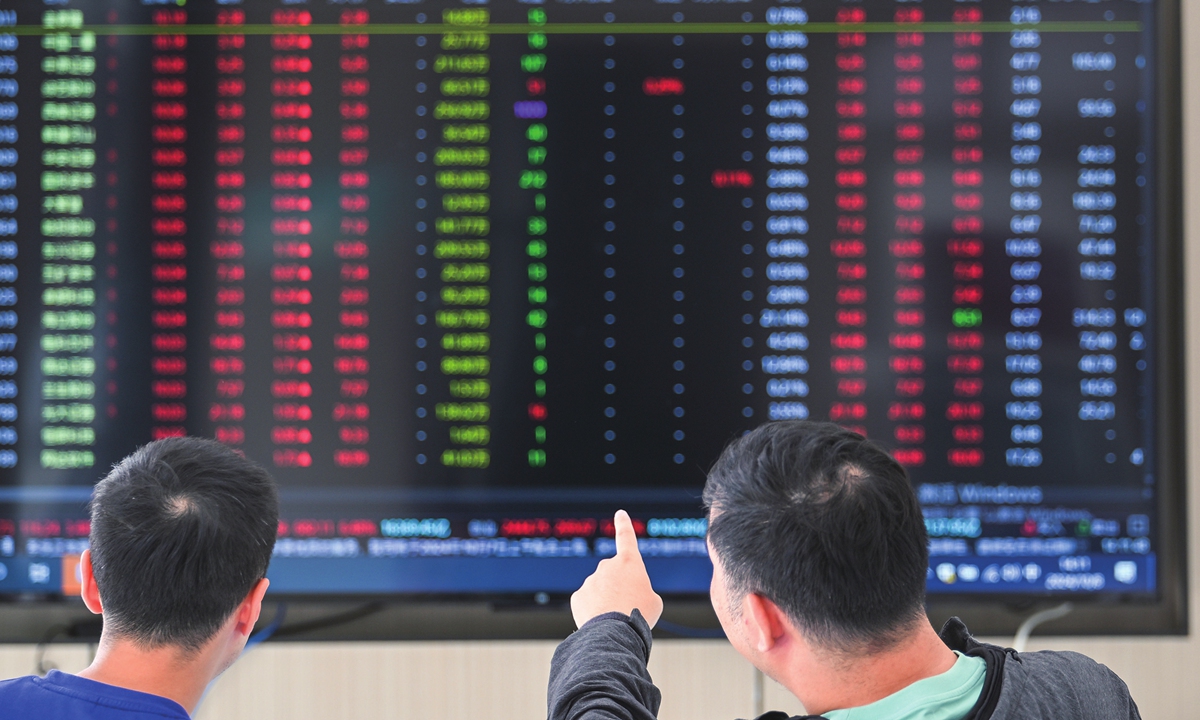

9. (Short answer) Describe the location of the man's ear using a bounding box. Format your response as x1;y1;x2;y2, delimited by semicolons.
232;578;270;638
79;549;103;615
743;592;789;653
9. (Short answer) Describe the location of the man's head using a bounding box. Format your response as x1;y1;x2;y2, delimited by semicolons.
703;421;929;656
85;436;279;654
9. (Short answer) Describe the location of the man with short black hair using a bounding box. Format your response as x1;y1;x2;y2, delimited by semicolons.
550;421;1140;720
0;436;279;719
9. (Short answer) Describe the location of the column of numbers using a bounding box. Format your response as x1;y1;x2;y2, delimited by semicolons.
267;9;314;469
41;8;98;468
889;5;927;466
210;9;246;448
946;9;986;468
523;8;549;468
147;8;188;442
334;8;371;469
431;8;492;470
1006;13;1045;467
0;17;16;469
828;6;867;435
762;4;810;426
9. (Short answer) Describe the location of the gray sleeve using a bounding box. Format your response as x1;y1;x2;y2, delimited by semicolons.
547;610;662;720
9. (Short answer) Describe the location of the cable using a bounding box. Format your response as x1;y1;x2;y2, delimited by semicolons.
241;601;387;649
195;602;292;715
242;602;288;653
752;667;765;718
270;601;386;639
33;624;68;676
654;619;726;639
1012;601;1073;652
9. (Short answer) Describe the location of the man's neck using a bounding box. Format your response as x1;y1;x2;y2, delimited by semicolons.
784;621;959;716
77;634;221;715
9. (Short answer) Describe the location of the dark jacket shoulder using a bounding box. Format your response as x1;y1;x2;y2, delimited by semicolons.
991;647;1141;720
940;617;1141;720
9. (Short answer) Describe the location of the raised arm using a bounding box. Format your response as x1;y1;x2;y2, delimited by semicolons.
547;510;665;720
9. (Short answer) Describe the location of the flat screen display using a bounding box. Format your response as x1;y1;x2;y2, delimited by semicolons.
0;0;1180;612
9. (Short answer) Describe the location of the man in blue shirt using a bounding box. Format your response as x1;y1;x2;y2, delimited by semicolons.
0;436;279;719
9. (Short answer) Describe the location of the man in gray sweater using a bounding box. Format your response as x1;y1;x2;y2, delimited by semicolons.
549;421;1140;720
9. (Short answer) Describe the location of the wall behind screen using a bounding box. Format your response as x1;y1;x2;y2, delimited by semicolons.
2;3;1199;718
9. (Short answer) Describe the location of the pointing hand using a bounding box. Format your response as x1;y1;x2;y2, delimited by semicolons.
570;510;664;629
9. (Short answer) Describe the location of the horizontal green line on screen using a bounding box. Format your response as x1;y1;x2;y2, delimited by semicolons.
8;21;1143;36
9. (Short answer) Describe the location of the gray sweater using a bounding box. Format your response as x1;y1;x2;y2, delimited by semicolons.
548;612;1140;720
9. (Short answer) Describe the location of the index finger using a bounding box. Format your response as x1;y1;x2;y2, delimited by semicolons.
613;509;641;559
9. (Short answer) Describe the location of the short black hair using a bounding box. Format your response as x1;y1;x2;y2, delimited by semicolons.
703;421;928;653
88;436;279;652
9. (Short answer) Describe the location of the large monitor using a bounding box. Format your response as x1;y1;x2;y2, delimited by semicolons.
0;0;1186;636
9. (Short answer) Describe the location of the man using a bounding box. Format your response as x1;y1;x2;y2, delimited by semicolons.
550;421;1140;720
0;436;279;719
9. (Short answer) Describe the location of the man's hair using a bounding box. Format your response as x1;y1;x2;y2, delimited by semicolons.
88;436;279;652
703;421;929;654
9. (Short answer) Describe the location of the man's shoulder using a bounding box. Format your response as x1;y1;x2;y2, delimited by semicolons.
1006;647;1129;686
0;671;190;720
0;673;38;694
938;618;1138;720
994;648;1139;719
0;673;53;712
0;673;80;720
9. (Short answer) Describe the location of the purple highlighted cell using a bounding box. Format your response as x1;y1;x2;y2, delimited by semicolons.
514;101;548;119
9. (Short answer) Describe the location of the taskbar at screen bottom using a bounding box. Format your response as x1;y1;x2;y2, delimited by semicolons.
0;553;1156;598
